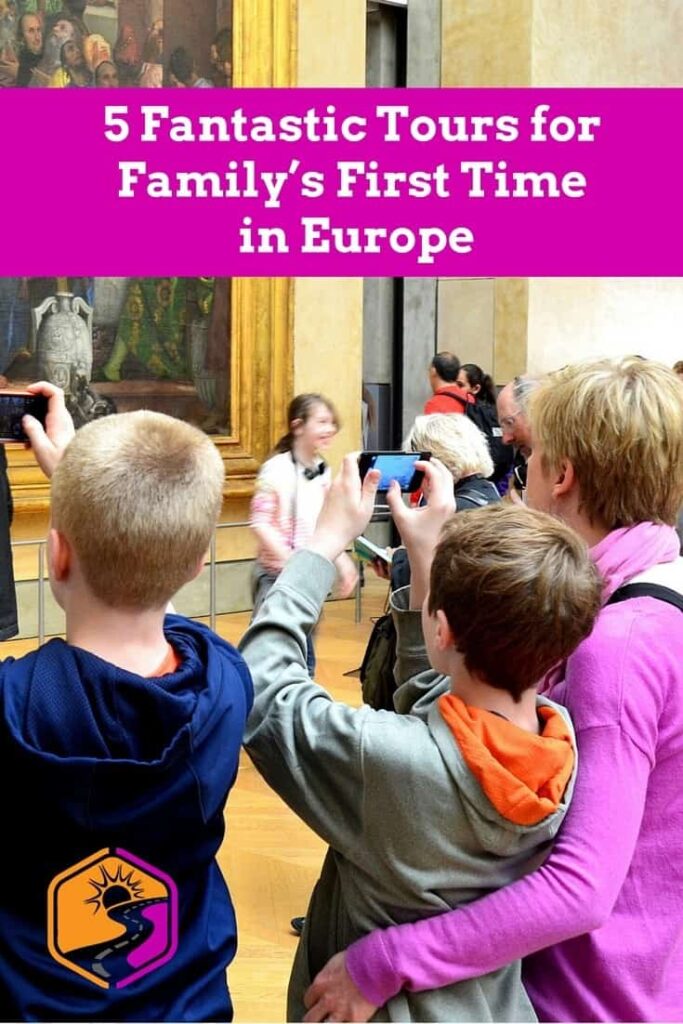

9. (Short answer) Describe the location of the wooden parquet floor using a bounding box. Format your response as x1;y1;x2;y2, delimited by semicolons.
0;573;388;1023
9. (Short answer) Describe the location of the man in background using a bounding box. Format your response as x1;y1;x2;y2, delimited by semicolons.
423;352;472;414
496;374;538;495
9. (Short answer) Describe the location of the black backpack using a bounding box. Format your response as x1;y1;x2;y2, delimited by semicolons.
359;609;398;712
440;390;513;485
359;581;682;716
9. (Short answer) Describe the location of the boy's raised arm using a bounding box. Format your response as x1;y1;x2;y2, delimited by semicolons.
240;457;380;851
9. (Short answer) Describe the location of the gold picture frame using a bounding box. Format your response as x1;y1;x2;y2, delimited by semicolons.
7;0;296;515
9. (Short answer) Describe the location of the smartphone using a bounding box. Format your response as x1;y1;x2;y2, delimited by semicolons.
0;392;48;443
358;451;431;493
353;535;392;564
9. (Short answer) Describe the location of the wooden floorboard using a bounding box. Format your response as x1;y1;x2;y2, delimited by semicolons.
0;572;389;1022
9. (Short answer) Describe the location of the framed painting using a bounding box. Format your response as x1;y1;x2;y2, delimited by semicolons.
2;0;233;88
3;0;295;513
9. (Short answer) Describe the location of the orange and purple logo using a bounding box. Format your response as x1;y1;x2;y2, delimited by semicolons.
47;849;178;989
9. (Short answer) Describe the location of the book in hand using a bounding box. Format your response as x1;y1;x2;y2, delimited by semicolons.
354;536;392;565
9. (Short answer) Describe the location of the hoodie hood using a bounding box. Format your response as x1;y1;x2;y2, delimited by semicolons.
427;693;576;856
3;614;249;766
438;694;575;826
1;614;253;832
0;615;252;1021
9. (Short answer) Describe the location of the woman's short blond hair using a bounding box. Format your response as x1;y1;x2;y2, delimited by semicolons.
404;413;493;481
530;356;683;529
51;411;225;608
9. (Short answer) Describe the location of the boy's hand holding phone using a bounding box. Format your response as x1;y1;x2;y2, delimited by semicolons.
307;454;380;565
386;458;456;608
357;451;430;492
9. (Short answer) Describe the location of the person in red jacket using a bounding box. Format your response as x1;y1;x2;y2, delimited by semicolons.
423;352;473;414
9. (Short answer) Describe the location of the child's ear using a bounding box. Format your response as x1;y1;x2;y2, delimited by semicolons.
189;555;205;583
290;417;303;435
552;459;576;498
48;527;72;582
435;609;456;652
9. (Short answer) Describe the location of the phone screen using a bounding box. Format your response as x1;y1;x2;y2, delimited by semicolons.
0;393;48;443
358;451;431;492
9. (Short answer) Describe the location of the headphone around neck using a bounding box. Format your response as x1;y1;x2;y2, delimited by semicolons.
291;450;327;480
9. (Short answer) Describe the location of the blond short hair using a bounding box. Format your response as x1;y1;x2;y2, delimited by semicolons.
51;411;225;608
429;504;602;701
530;357;683;529
404;414;493;481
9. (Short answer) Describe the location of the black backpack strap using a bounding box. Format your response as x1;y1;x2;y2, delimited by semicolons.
440;389;468;410
606;582;683;612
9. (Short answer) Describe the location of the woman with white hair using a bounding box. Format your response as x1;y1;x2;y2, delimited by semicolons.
379;414;500;591
404;413;500;510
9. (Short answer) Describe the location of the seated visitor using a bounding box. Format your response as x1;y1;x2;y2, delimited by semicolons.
0;402;252;1021
304;357;683;1024
240;455;602;1021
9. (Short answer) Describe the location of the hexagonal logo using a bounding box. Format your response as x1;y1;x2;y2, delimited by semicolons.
47;848;178;989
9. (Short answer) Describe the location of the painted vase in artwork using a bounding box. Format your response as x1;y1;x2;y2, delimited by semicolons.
189;318;218;411
32;292;93;396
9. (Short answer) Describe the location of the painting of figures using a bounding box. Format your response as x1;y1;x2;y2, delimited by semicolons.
0;0;231;88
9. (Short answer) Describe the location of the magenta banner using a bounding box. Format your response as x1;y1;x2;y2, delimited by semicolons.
3;88;681;276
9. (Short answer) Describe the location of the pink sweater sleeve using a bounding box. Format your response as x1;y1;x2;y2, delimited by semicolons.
346;723;650;1005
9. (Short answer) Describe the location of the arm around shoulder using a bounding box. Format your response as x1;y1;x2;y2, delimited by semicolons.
340;720;651;1005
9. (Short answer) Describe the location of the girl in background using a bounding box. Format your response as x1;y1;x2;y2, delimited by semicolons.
456;363;498;406
249;393;357;675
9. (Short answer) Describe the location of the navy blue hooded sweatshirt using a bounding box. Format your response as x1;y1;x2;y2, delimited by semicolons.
0;614;252;1022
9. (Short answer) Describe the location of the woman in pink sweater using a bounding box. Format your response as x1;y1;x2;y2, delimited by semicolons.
304;356;683;1023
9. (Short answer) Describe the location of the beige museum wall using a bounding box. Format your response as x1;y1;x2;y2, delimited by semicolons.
296;0;366;86
442;0;683;87
441;1;533;86
292;0;366;460
440;1;683;379
526;278;683;374
293;279;365;460
531;0;683;86
435;278;528;383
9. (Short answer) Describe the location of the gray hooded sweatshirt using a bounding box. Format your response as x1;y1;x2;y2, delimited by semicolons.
241;550;577;1022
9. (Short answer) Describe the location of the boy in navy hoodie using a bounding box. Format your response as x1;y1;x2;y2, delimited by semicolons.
0;399;252;1022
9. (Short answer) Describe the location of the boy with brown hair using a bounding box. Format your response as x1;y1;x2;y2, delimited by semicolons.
241;455;602;1022
1;405;252;1021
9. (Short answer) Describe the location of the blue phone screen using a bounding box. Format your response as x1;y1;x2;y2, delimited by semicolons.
370;454;418;490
